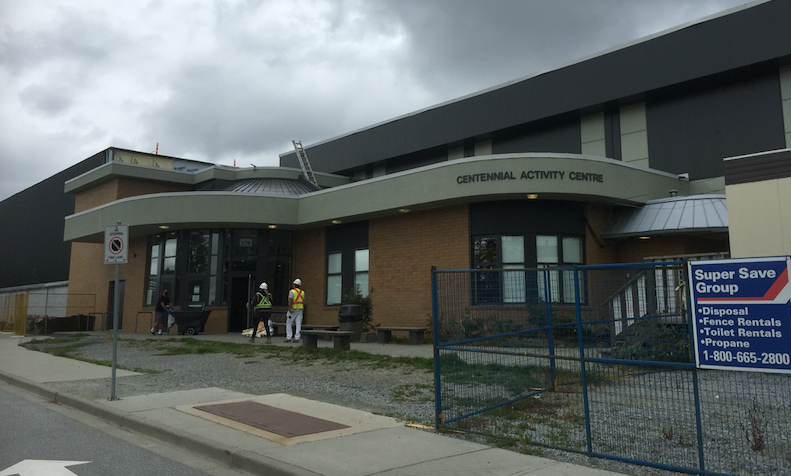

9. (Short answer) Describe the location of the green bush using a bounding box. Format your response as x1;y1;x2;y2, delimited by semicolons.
343;285;374;331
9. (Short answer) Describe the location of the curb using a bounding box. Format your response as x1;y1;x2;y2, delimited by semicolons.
0;369;311;476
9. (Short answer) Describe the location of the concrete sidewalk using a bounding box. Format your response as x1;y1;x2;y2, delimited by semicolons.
0;332;626;476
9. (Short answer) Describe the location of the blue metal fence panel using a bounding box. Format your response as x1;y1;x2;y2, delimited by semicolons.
433;262;791;476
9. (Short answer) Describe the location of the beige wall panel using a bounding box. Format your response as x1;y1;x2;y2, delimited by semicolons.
620;103;649;168
689;177;725;195
474;139;492;156
620;103;647;133
581;113;606;157
620;132;649;168
777;177;791;255
448;146;464;160
727;180;788;258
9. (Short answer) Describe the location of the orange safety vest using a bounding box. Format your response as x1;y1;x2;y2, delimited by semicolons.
290;288;304;309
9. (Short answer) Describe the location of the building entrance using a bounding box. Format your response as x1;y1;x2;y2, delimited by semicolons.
229;276;255;332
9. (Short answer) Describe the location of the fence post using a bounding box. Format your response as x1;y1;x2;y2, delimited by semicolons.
574;265;593;454
431;266;443;429
543;267;557;390
682;261;707;473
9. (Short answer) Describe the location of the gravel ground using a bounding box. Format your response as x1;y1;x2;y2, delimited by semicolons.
27;333;786;476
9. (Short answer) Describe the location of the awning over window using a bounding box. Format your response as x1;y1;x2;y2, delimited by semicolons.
601;195;728;239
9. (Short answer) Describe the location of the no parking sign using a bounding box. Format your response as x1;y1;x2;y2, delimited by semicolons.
104;225;128;264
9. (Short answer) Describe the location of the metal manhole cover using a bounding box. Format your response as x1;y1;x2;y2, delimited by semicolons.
195;400;350;437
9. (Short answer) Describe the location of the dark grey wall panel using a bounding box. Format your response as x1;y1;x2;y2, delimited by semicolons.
385;146;447;175
281;1;791;175
0;152;106;289
724;149;791;185
646;64;786;179
470;200;585;237
492;115;581;155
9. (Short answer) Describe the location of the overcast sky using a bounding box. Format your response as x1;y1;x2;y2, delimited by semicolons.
0;0;750;201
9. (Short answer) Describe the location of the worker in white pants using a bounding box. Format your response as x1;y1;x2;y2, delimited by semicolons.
285;278;305;342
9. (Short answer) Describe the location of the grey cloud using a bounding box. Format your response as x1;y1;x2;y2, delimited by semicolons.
19;84;73;115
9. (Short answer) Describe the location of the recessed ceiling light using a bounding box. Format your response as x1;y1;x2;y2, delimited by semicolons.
639;236;651;240
159;225;170;230
527;194;538;200
332;220;342;224
399;208;410;213
268;224;277;229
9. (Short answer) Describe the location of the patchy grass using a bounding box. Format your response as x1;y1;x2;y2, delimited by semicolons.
391;383;434;403
149;338;436;371
20;336;159;374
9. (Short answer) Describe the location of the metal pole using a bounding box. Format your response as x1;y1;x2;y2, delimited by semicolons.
247;274;252;328
431;266;443;429
110;262;120;401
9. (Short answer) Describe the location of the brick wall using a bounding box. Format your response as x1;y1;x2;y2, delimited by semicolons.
68;176;191;333
369;205;470;328
290;205;470;328
292;227;329;324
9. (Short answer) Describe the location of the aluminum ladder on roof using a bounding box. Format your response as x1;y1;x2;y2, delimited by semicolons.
292;140;318;186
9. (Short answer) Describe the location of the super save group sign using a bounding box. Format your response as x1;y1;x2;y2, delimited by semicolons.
689;257;791;374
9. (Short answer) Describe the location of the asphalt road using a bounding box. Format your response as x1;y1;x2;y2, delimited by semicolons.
0;384;247;476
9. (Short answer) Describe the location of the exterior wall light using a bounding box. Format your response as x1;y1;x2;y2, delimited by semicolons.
527;194;539;199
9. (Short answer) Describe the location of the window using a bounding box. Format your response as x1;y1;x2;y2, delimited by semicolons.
325;221;369;305
537;235;583;303
354;249;369;297
473;234;584;304
327;252;342;305
146;233;179;306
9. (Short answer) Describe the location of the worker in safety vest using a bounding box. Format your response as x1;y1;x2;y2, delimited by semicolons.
250;282;272;344
286;278;304;342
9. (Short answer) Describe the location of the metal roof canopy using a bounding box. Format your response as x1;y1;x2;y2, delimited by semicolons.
601;194;728;239
221;178;319;195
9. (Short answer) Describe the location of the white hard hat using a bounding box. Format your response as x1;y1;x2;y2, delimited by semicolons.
293;278;302;286
259;283;268;290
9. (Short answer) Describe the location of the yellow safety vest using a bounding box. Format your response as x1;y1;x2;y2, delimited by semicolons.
255;292;272;310
290;288;304;309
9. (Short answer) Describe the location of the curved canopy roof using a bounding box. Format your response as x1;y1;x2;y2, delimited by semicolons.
221;178;319;195
601;194;728;239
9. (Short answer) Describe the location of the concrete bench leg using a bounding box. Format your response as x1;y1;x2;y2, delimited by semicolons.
408;330;424;345
303;334;319;347
377;330;392;344
332;335;350;351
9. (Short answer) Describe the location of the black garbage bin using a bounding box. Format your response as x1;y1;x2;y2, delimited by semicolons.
338;304;363;342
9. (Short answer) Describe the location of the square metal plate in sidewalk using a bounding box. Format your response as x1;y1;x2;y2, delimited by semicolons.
195;400;350;437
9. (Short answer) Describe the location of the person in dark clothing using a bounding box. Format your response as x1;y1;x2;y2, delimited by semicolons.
250;282;272;344
152;289;172;335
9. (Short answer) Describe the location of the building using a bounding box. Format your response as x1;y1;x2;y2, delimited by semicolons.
2;0;790;334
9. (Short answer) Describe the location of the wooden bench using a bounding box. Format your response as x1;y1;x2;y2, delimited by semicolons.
376;327;427;345
270;322;338;338
301;330;354;350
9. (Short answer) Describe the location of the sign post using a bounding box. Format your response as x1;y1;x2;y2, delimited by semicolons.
688;257;791;374
105;223;128;400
